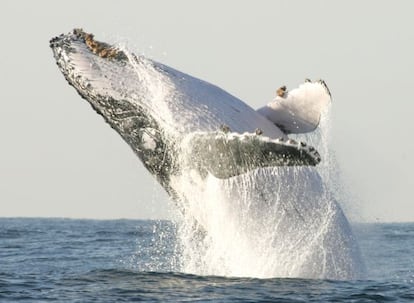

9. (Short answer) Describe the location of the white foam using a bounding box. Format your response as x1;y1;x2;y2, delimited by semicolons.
166;106;364;279
114;44;364;279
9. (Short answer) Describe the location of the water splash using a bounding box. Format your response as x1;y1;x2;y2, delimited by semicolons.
169;106;364;279
120;54;365;278
119;48;364;279
113;46;363;279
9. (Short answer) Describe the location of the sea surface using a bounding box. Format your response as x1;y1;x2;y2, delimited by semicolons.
1;218;413;302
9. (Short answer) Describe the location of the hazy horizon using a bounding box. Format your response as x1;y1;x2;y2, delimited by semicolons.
1;1;413;222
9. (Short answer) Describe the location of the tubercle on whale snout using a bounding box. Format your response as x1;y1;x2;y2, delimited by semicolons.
50;28;129;61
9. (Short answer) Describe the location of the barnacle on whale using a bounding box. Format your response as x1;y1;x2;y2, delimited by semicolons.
73;28;128;61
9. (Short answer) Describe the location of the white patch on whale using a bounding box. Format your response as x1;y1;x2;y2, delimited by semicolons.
141;128;157;151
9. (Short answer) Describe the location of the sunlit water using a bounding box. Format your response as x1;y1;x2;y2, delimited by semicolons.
1;218;413;302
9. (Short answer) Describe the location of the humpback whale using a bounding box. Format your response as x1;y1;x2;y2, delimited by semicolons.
50;29;364;279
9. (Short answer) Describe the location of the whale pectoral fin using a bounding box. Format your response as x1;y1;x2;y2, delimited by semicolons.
186;132;320;179
257;80;332;134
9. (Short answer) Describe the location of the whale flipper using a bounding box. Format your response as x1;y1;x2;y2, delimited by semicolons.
185;131;321;179
257;80;332;134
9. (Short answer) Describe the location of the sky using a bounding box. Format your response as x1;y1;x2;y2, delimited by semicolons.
1;1;413;222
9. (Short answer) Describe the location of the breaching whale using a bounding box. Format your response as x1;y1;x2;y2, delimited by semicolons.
50;29;364;279
50;29;323;186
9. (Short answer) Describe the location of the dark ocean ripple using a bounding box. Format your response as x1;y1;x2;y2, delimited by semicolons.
0;218;413;302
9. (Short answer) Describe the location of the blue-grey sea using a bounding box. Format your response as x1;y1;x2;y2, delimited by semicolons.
1;218;413;302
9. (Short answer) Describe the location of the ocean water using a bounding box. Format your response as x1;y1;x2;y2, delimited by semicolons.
1;218;413;302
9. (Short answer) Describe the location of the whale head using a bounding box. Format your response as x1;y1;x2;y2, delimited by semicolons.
50;29;179;190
